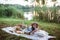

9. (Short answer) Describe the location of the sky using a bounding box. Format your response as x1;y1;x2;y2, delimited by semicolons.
0;0;32;6
0;0;60;6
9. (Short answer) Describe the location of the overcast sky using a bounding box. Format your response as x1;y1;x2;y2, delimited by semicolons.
0;0;60;6
0;0;32;6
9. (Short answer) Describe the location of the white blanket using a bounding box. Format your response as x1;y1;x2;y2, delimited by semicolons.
1;27;56;40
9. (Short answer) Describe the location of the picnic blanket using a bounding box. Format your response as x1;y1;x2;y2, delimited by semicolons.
1;27;56;40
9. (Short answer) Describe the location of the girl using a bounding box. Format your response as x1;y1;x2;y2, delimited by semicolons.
24;22;39;35
24;22;48;36
29;22;39;34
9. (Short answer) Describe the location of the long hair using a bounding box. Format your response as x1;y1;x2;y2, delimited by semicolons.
31;23;38;31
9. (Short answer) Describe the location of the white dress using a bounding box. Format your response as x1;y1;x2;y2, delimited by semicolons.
23;26;49;40
32;30;49;40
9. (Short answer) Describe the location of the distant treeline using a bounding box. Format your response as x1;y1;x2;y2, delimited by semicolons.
0;4;34;18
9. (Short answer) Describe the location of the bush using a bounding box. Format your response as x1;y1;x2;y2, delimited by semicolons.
34;6;60;23
0;4;24;19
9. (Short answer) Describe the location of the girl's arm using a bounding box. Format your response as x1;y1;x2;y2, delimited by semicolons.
30;28;38;34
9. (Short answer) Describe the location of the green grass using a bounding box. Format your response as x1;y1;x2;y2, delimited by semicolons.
0;18;60;40
0;18;35;26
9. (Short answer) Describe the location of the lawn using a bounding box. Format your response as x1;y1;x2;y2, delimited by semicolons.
0;18;60;40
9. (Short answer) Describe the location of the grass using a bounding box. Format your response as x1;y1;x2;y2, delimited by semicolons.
0;17;60;40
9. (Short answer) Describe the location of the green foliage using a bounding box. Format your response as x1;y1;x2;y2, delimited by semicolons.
49;6;58;22
35;6;41;13
0;4;24;19
34;6;48;21
0;4;34;19
34;6;60;23
41;6;48;12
